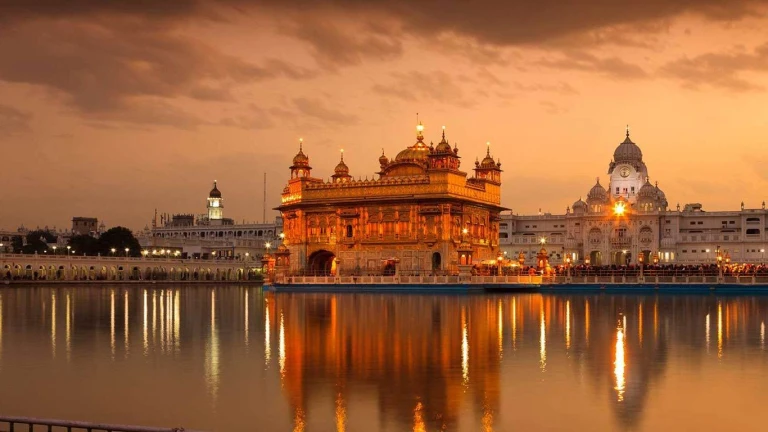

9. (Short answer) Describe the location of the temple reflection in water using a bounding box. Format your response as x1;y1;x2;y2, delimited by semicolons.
0;287;767;430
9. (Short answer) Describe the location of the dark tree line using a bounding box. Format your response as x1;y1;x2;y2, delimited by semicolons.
11;227;142;257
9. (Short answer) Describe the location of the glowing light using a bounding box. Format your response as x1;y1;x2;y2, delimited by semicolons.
279;311;286;379
614;325;626;402
293;407;306;432
566;300;571;350
265;301;271;366
336;393;346;432
717;302;723;359
461;309;469;387
416;123;424;133
205;290;220;404
539;306;546;372
413;401;426;432
613;201;626;216
173;290;180;352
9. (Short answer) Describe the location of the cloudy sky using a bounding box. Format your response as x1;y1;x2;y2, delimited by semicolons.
2;0;768;231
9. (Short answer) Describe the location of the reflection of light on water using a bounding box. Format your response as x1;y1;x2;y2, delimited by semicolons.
585;300;590;346
497;300;503;360
279;310;286;379
293;407;305;432
159;290;165;353
124;291;129;355
173;290;180;352
413;401;426;432
539;306;546;372
335;392;346;432
244;290;249;348
511;298;517;349
265;301;271;366
461;309;469;387
482;402;493;432
66;291;71;361
705;313;710;352
143;290;148;356
565;300;571;350
614;324;626;402
152;290;157;349
205;290;220;404
761;321;765;350
717;302;723;359
110;290;115;359
51;292;56;358
638;303;643;347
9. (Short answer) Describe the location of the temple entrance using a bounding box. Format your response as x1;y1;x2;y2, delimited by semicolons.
431;252;441;271
308;250;336;276
589;251;603;266
611;251;631;266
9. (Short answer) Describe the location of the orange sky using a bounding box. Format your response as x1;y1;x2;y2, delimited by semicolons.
2;1;768;231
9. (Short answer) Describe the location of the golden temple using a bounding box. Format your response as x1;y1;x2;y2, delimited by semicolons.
276;122;505;276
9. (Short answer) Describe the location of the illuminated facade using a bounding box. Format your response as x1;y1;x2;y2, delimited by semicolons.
501;128;768;266
277;123;505;275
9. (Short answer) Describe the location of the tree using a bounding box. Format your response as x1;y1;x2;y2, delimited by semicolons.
68;235;100;256
21;230;57;254
97;227;142;257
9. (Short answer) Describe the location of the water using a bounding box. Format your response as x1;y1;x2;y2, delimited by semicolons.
0;285;767;431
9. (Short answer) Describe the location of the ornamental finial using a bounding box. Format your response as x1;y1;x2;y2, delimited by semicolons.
340;148;344;161
626;124;630;138
299;137;303;152
486;141;491;157
442;125;446;141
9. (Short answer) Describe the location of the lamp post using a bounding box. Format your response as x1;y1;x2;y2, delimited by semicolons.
52;245;57;255
638;252;644;281
124;247;129;257
496;252;503;276
111;247;116;257
565;256;572;280
67;245;71;257
761;248;765;264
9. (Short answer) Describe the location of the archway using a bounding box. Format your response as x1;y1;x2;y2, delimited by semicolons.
308;250;336;276
611;251;630;266
589;251;603;266
431;252;441;271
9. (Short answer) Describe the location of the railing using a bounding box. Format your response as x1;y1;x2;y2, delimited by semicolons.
0;416;205;432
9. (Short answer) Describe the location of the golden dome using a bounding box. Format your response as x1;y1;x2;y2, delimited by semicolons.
396;142;431;162
434;126;452;153
291;139;309;167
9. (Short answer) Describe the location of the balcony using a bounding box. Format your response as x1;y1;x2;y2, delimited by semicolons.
609;236;632;247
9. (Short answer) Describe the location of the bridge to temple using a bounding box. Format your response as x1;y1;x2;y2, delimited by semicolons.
0;254;263;281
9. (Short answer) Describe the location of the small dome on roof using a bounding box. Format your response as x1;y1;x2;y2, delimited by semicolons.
586;178;608;203
292;140;309;166
435;127;453;153
572;198;588;212
334;151;349;175
209;181;222;198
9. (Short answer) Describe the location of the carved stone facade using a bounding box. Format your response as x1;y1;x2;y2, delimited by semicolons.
277;124;505;275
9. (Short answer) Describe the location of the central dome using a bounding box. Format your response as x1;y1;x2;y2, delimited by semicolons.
613;128;642;162
395;141;430;162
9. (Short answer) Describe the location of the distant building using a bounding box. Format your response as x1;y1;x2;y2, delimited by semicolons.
139;181;282;259
500;127;768;266
71;217;98;236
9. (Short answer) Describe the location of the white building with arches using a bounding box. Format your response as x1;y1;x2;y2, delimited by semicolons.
500;128;768;266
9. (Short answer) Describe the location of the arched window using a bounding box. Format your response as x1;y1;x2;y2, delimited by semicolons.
346;225;353;238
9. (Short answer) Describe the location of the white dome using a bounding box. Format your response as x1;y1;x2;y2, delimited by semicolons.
613;130;643;163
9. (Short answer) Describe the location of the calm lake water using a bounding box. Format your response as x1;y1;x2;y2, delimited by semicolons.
1;285;767;431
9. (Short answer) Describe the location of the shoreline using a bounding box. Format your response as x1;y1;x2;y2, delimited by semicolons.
2;280;264;286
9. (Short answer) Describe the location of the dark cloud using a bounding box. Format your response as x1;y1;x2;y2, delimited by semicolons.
372;71;472;106
219;104;275;129
0;18;317;128
0;103;32;137
660;43;768;91
292;97;359;124
538;51;649;79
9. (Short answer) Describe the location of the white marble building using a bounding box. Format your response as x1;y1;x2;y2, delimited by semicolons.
500;128;768;266
139;181;283;260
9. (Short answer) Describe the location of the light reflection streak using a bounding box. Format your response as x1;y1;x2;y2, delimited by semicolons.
110;290;115;359
539;306;546;372
174;290;180;352
265;301;271;366
293;407;305;432
0;294;3;363
335;392;346;432
159;290;165;353
717;302;723;358
705;313;710;352
761;321;765;350
497;300;503;359
124;291;129;355
279;310;286;380
565;300;571;350
152;290;157;348
638;303;643;346
244;290;249;348
143;289;148;356
206;290;220;403
413;401;426;432
461;308;469;386
51;292;56;358
511;298;517;349
614;323;626;402
482;402;493;432
585;300;590;346
65;291;71;361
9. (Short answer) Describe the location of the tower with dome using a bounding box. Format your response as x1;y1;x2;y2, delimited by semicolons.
499;126;768;267
277;121;506;276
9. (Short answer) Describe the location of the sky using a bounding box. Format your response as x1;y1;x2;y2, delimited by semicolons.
3;0;768;231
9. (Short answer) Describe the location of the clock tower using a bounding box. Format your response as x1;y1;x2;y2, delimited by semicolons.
607;126;647;204
207;180;224;221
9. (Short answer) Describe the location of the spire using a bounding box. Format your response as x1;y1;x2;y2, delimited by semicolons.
416;113;424;141
596;177;600;184
299;137;303;152
626;124;630;139
340;148;344;162
442;125;446;141
486;141;491;157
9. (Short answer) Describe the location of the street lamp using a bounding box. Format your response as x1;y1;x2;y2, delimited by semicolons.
142;250;148;258
279;232;285;240
265;242;272;254
245;252;250;261
111;247;116;256
67;245;71;257
52;245;57;255
761;248;765;263
124;247;129;257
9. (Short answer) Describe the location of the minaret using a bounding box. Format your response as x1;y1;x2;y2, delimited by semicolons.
207;180;224;221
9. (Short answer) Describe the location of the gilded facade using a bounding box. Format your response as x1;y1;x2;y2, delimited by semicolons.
277;123;505;275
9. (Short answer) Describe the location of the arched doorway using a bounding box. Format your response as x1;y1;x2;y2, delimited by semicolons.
431;252;441;271
589;251;602;266
611;251;630;266
308;250;336;276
